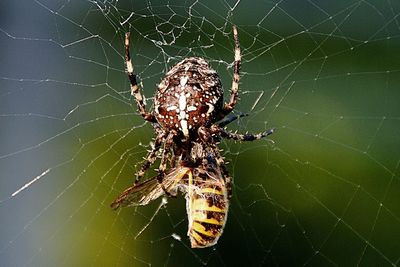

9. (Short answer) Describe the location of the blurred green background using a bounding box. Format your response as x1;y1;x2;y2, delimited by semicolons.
1;0;400;266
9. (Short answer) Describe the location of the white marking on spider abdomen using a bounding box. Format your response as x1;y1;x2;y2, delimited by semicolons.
167;105;177;111
179;93;187;110
206;103;214;114
180;76;189;87
178;92;189;136
180;119;189;136
179;110;186;120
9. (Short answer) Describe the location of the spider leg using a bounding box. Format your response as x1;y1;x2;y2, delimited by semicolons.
218;112;248;128
212;125;274;141
134;132;165;184
157;132;175;195
211;146;233;199
220;164;233;200
125;32;156;123
221;26;241;116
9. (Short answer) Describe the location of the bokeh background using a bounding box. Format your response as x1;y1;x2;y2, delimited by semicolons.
1;0;400;266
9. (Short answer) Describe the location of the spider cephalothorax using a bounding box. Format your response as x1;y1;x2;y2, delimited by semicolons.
154;57;224;137
111;26;274;248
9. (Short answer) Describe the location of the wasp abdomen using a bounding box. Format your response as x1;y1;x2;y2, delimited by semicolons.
187;181;228;248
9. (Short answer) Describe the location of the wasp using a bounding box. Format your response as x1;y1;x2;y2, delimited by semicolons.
111;151;229;248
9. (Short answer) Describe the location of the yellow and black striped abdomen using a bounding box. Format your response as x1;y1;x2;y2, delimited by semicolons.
186;171;229;248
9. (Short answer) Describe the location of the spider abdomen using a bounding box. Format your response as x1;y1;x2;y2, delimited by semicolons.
154;57;223;136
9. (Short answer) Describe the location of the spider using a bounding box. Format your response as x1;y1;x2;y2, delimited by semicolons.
111;26;274;248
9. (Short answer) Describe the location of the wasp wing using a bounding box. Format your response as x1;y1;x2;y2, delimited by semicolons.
111;167;190;210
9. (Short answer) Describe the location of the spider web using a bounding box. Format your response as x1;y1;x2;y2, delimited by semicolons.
1;0;400;266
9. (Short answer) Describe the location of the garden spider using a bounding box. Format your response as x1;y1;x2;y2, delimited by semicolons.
111;26;274;248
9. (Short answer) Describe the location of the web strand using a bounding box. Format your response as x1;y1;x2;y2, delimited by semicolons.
1;1;400;266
